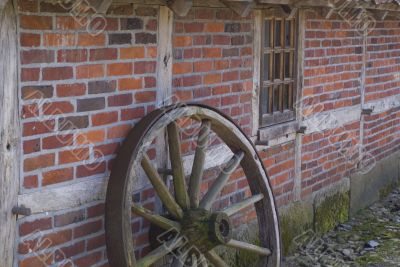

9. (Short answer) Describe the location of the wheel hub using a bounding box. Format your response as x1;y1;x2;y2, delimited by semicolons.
180;209;232;253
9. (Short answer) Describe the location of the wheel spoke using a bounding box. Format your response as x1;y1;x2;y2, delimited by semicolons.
131;203;181;231
222;194;264;217
198;254;208;267
225;239;272;256
199;151;245;210
141;154;183;219
191;254;198;267
135;237;184;267
168;122;190;210
204;250;228;267
188;120;211;208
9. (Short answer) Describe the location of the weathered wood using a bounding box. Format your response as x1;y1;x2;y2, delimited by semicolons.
188;120;211;208
136;237;183;267
221;0;254;17
226;239;272;256
167;122;190;209
92;0;112;13
167;0;193;17
222;194;264;216
131;203;181;231
0;2;19;266
204;251;228;267
156;5;174;106
199;151;244;210
141;154;184;219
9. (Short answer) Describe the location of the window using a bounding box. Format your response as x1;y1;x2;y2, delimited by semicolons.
260;15;297;127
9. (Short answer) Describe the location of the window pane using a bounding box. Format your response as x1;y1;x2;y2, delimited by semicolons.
273;85;280;112
275;20;281;47
285;20;291;47
285;52;290;78
260;87;269;115
283;84;289;110
274;53;281;80
263;53;270;81
264;20;270;48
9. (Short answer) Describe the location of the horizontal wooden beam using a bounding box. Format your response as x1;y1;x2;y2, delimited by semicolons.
222;0;255;17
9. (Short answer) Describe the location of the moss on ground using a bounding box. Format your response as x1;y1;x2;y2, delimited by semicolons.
314;191;350;234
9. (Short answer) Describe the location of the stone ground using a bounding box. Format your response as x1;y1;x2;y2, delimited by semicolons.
284;187;400;267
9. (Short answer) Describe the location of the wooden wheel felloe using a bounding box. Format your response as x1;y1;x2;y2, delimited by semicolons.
105;104;281;267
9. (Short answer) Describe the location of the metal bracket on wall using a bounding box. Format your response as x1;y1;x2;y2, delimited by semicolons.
12;205;31;216
361;108;374;116
296;126;307;134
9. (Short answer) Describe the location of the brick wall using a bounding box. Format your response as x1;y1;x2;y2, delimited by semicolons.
18;0;158;265
14;1;400;266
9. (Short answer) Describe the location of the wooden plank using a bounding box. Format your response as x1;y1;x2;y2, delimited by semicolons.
251;10;262;136
156;5;174;106
221;1;254;17
0;2;19;266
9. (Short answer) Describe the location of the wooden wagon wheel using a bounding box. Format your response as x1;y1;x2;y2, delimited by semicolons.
105;104;281;267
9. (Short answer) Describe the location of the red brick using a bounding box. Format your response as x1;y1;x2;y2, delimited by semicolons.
135;91;156;103
74;251;102;267
24;153;55;172
18;0;38;12
76;130;105;145
20;254;52;267
194;61;213;72
121;107;145;120
23;120;55;136
42;134;74;150
76;64;105;79
205;22;224;32
21;50;54;65
89;48;117;61
87;234;105;251
108;94;133;107
173;62;193;74
77;33;106;46
54;210;85;227
43;33;76;47
74;220;102;238
107;124;131;139
120;47;145;59
87;203;105;218
57;83;86;97
22;104;39;119
21;68;40;81
55;241;85;261
92;111;118;126
107;62;133;76
203;48;221;58
23;138;40;154
59;148;90;164
20;33;41;47
20;15;53;30
118;77;142;90
56;16;87;30
144;76;156;88
23;175;38;189
43;67;73;81
19;217;52;236
173;36;192;47
134;61;156;74
57;49;88;62
43;101;74;115
184;22;204;32
42;167;73;186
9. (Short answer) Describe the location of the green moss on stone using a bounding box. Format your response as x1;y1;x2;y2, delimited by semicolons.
314;191;350;234
279;202;313;255
379;181;398;200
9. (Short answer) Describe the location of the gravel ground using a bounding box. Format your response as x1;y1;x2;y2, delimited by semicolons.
284;187;400;267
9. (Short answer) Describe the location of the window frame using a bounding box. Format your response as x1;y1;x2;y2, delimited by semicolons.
259;11;298;128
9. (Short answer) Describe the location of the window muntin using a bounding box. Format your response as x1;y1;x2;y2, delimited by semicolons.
260;16;296;127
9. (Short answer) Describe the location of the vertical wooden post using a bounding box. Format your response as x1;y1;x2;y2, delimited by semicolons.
0;0;19;266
